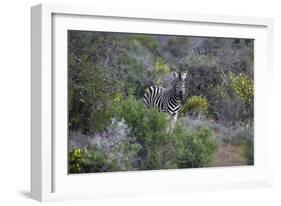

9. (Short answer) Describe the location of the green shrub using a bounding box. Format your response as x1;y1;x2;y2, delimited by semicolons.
129;34;159;56
171;125;217;168
67;31;254;171
115;96;169;169
115;97;217;170
69;97;218;172
182;95;209;117
68;56;115;133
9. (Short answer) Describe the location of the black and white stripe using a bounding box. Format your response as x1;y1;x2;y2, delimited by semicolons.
143;72;187;115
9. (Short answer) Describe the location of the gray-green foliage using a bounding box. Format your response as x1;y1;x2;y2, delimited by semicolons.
68;32;119;133
68;118;141;172
69;147;119;173
68;97;248;173
68;58;114;133
90;118;141;170
68;32;161;134
115;97;217;170
115;97;169;169
171;125;217;168
68;31;254;131
68;31;254;172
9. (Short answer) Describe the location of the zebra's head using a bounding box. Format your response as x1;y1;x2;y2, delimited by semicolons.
173;71;187;101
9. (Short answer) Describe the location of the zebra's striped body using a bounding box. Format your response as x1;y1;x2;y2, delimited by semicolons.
143;85;182;115
143;72;187;131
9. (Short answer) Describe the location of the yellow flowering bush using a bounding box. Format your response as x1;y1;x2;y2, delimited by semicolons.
182;95;208;116
69;148;83;173
230;73;253;103
69;147;120;173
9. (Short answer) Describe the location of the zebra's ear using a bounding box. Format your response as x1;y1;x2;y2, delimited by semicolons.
173;71;178;78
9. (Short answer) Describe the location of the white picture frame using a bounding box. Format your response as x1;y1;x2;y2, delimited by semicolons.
31;3;274;202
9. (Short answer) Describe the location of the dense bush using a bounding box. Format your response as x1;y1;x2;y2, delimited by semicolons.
220;122;254;144
90;118;141;170
68;118;141;172
230;72;254;103
209;80;253;125
68;60;116;133
183;66;223;99
68;31;254;172
181;95;208;117
171;125;217;168
115;97;169;169
114;97;217;170
69;147;119;173
68;89;250;173
68;32;120;133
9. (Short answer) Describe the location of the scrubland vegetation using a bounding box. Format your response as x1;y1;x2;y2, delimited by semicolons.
68;31;254;173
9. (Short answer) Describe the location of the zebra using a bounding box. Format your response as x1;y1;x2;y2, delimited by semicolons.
143;71;187;132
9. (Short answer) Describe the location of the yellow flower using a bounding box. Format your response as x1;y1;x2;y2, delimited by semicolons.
230;72;253;103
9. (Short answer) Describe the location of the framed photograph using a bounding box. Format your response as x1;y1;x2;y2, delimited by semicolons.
31;3;274;201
